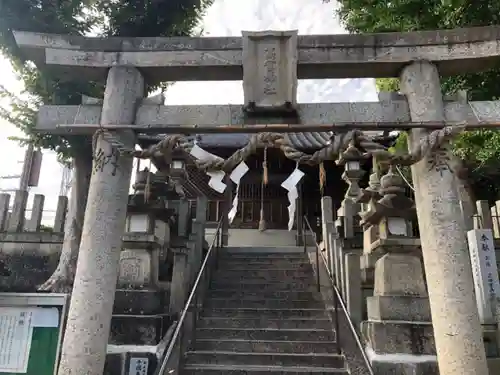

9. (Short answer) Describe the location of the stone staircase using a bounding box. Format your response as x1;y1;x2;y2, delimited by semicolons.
181;247;348;374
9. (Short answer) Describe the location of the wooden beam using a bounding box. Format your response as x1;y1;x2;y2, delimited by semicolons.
45;121;500;134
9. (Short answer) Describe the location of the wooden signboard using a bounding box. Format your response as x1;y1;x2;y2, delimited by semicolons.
0;293;68;375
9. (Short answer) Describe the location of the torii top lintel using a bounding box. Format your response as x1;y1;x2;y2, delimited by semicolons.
12;26;500;85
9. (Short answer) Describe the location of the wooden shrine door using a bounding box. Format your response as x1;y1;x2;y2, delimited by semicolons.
231;180;290;229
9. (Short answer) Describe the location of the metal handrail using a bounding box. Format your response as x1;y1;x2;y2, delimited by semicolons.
155;216;225;375
303;216;375;375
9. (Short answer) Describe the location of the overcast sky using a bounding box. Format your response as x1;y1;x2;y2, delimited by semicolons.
0;0;377;224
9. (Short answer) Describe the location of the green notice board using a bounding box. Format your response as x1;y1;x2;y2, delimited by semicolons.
0;293;68;375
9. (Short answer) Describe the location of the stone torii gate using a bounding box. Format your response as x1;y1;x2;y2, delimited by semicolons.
14;26;500;375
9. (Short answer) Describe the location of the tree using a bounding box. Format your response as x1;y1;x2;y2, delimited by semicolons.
0;0;213;292
333;0;500;202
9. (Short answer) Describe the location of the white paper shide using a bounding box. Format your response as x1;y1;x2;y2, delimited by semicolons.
190;144;227;193
281;167;305;231
228;162;249;224
467;229;500;324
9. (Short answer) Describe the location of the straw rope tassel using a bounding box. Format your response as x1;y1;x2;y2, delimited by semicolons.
319;161;326;195
259;147;268;232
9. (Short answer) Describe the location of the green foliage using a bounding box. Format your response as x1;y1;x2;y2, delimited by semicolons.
376;78;400;93
100;0;212;37
0;0;213;162
334;0;500;200
39;224;54;233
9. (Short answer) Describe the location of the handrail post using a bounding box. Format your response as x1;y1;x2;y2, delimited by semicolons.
155;217;225;375
181;305;194;359
303;215;374;375
302;222;307;253
334;287;341;355
315;242;320;293
163;332;182;375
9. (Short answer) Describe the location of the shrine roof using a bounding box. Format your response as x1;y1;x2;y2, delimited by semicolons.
139;131;393;150
194;132;332;149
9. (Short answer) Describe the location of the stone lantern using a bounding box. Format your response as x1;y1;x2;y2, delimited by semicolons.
335;141;366;241
332;142;366;299
132;166;174;204
170;159;186;176
357;156;382;284
360;165;415;247
359;165;418;281
166;157;188;201
360;166;435;374
336;141;366;202
356;156;382;208
120;187;174;289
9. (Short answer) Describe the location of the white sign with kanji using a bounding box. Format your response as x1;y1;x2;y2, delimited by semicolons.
128;357;149;375
467;229;500;324
0;307;34;373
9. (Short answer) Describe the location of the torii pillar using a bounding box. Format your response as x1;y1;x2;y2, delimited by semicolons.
400;61;488;375
57;67;144;375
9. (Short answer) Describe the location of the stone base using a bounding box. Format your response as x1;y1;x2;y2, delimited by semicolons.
105;352;157;375
368;238;421;253
0;251;58;292
360;253;382;284
343;235;363;250
110;314;173;345
367;296;431;321
113;289;169;315
371;360;438;375
118;248;158;289
483;324;500;358
361;321;435;355
488;358;500;374
361;267;374;285
373;253;426;297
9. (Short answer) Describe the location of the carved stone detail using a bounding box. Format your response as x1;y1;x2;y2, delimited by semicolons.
242;30;298;113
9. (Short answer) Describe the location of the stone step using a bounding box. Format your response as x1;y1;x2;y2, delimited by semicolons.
202;308;328;319
212;275;314;285
193;339;336;354
213;269;314;279
182;363;348;374
198;317;331;330
204;298;323;309
221;247;305;254
195;328;336;342
184;351;345;368
208;290;321;301
216;262;311;270
218;253;307;260
218;254;308;261
210;281;318;291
